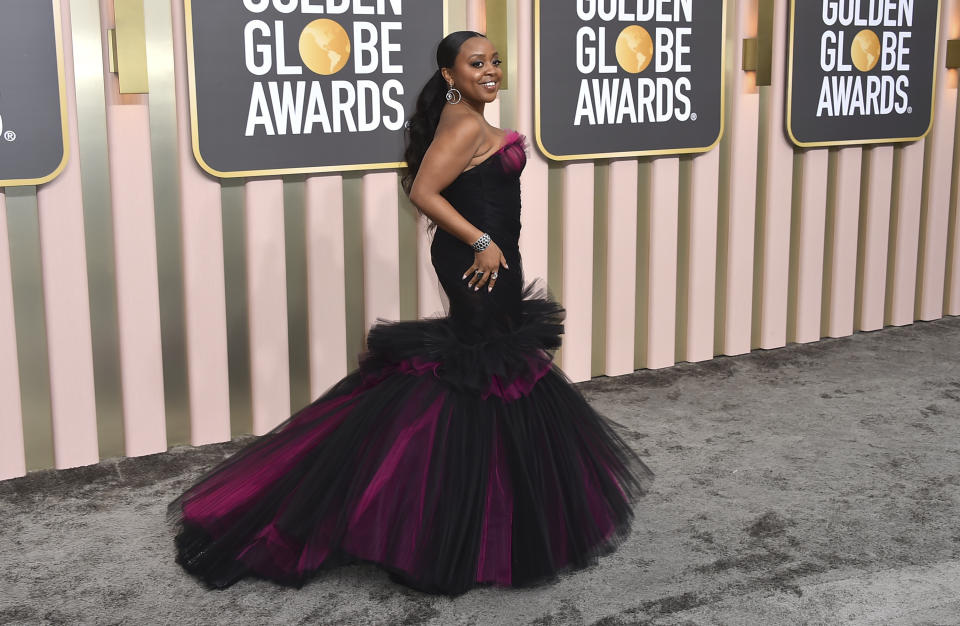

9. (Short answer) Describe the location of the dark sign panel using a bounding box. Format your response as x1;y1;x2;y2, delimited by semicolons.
787;0;941;147
185;0;444;177
0;0;69;187
535;0;726;160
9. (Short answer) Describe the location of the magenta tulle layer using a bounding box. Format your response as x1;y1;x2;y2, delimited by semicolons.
170;287;652;595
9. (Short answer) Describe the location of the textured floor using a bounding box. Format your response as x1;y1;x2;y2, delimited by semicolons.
2;318;960;625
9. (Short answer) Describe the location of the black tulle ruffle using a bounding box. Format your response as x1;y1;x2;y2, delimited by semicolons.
169;284;653;596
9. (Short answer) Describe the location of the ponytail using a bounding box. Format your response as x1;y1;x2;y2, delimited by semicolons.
401;31;486;196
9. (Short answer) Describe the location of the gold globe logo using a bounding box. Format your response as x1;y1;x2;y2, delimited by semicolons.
299;19;351;75
615;25;654;74
850;29;880;72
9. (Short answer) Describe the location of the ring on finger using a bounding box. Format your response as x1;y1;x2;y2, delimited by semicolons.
491;272;498;279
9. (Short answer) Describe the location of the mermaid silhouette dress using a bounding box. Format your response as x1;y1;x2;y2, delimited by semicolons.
170;131;654;596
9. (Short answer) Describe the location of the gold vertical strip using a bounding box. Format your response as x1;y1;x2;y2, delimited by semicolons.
821;149;839;336
945;90;960;311
751;88;771;348
885;146;905;325
447;0;467;34
634;160;652;370
144;0;189;447
590;162;609;377
786;151;804;341
496;0;519;130
6;187;54;470
221;180;252;437
284;176;311;409
853;148;873;326
485;0;508;90
72;0;125;460
675;157;693;359
342;174;365;370
397;183;420;321
546;164;564;365
113;0;149;93
755;0;774;86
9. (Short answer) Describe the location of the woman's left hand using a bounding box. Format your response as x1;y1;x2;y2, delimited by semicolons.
463;241;508;292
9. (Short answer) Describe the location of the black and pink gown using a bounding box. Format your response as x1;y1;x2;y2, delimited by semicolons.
170;131;653;596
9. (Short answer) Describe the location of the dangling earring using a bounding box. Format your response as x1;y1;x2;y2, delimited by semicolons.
445;83;462;104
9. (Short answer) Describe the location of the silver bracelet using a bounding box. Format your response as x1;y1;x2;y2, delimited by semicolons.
472;232;491;252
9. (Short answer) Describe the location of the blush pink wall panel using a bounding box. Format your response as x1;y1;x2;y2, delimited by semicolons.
717;0;759;357
916;2;958;321
35;0;99;468
362;172;401;327
306;176;349;398
754;0;793;350
644;158;679;369
516;0;548;284
858;147;895;332
604;160;639;376
791;149;828;344
682;149;719;362
948;92;960;315
245;180;291;434
0;192;26;479
171;0;231;446
824;148;862;338
561;163;595;382
100;0;167;457
887;141;925;327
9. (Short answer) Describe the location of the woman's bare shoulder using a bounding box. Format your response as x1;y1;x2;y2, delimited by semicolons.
434;108;486;149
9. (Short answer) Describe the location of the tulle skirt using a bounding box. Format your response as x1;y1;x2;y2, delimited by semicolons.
169;284;653;596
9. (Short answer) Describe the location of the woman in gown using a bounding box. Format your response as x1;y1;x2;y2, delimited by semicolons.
170;31;653;597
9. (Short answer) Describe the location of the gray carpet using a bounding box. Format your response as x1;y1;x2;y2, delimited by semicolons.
3;319;960;625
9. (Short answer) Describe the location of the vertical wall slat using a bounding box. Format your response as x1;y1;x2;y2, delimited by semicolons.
516;0;548;284
946;88;960;315
789;149;828;343
145;0;190;448
679;149;719;362
283;177;311;411
886;141;925;326
856;147;895;331
171;0;231;446
306;176;348;397
0;190;27;479
916;0;958;320
362;172;401;327
604;160;639;376
560;163;594;381
716;0;759;357
245;179;290;434
6;188;55;471
35;0;99;468
72;0;125;461
822;147;862;337
752;0;792;350
642;158;679;369
99;0;167;457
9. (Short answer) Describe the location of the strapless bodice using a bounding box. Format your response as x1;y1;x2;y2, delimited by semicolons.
439;130;527;251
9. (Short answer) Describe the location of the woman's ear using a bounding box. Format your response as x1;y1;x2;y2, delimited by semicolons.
440;68;453;87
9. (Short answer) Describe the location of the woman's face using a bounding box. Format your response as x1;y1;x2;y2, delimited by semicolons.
441;36;502;107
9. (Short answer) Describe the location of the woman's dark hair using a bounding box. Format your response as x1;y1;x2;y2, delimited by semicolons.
401;30;486;196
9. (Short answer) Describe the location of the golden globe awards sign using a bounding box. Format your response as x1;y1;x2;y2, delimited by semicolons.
0;0;69;187
535;0;726;160
787;0;941;147
185;0;443;177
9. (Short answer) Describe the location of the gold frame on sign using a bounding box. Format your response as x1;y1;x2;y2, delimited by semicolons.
0;0;70;187
183;0;449;178
785;0;942;148
533;0;728;162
